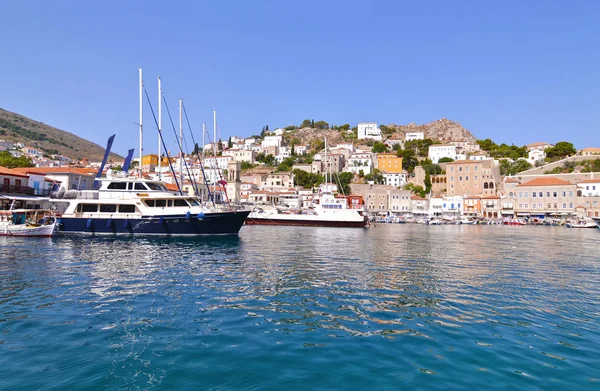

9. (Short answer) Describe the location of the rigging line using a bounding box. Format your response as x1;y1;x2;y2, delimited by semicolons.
195;110;231;208
182;103;217;208
143;88;183;195
160;94;200;196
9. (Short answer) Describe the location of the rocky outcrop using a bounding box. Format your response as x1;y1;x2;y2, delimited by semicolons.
389;118;477;143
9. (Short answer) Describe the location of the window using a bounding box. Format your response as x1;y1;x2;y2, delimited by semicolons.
147;183;165;191
100;204;117;213
459;167;463;172
519;204;523;208
82;204;98;213
135;183;147;190
562;191;566;197
553;192;557;197
569;191;574;197
546;192;550;197
155;200;166;207
533;192;536;197
145;200;155;207
107;182;127;190
174;199;189;207
562;203;567;209
459;176;463;181
524;204;528;208
539;192;542;197
466;176;469;181
119;205;136;213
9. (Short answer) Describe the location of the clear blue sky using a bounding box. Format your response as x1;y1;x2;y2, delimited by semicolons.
1;0;599;156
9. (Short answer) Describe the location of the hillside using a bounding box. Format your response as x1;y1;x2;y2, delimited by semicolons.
0;108;122;161
390;118;477;143
284;118;477;147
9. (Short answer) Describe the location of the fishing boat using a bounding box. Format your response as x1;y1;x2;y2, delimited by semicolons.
0;209;56;237
52;173;249;236
503;218;527;226
565;218;598;229
245;192;368;228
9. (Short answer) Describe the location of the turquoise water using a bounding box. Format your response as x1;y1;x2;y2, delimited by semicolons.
1;225;599;390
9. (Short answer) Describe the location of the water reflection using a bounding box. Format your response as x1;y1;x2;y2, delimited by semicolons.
0;225;599;389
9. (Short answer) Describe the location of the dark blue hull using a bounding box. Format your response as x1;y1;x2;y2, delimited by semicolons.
56;211;250;236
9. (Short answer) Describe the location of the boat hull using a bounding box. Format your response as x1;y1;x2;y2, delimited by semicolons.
0;224;56;237
245;215;368;228
56;211;250;236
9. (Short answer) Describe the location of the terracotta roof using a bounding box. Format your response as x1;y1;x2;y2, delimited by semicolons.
446;160;481;165
0;166;29;178
578;179;600;184
579;147;600;152
411;195;427;200
505;178;520;183
463;195;482;199
517;177;574;187
11;166;95;176
481;195;501;199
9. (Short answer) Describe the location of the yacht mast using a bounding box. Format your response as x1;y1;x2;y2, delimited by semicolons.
138;68;143;179
179;98;184;189
157;76;162;180
213;110;217;158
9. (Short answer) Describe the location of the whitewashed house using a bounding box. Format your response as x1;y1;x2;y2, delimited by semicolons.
357;122;382;141
405;132;424;141
345;152;373;175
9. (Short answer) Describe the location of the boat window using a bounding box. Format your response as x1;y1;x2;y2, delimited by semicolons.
147;183;164;191
100;204;117;213
187;198;200;207
119;205;136;213
144;200;155;207
174;199;189;207
167;200;173;207
107;182;127;190
135;183;147;190
82;204;98;213
127;182;134;190
155;199;166;207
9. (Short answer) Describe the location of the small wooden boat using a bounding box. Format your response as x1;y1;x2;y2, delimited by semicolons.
0;210;56;237
503;218;527;226
565;218;598;229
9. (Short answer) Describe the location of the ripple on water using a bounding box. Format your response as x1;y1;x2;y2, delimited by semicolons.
0;226;599;390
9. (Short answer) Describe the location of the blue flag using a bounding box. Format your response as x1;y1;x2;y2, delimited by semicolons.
93;134;116;189
122;148;135;172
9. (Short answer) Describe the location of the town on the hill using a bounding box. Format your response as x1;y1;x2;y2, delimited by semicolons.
1;119;600;222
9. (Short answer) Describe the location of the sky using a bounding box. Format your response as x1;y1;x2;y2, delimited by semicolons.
1;0;599;157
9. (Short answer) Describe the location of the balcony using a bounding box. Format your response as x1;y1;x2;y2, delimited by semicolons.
0;184;51;197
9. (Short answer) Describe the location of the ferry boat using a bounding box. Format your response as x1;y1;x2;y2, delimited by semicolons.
52;174;250;236
245;192;368;228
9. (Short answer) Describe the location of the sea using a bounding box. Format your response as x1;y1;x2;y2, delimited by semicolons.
1;224;599;390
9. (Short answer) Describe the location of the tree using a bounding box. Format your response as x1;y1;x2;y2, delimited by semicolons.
424;172;432;194
284;125;297;131
404;183;427;198
293;169;324;189
546;141;576;159
332;172;353;195
358;169;364;178
300;119;312;128
371;141;389;153
477;139;497;151
228;137;233;149
422;162;443;175
379;125;395;136
364;168;384;184
392;144;401;151
499;159;533;176
291;143;296;156
0;151;34;168
313;120;329;129
277;157;297;172
398;148;418;173
310;139;325;152
192;142;200;155
241;161;255;170
438;157;454;163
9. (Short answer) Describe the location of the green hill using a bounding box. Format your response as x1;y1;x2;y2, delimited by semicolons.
0;108;122;161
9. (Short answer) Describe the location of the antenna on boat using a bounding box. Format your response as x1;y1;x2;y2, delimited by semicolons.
158;76;162;181
138;68;143;179
213;110;217;158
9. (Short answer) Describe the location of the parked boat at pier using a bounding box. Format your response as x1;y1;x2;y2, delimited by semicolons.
52;175;249;236
246;192;368;228
565;218;598;229
0;209;56;237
